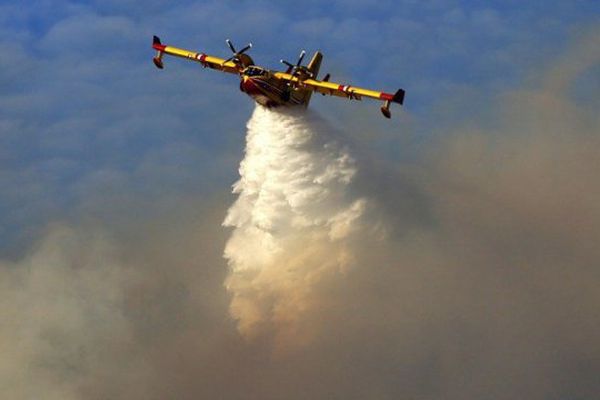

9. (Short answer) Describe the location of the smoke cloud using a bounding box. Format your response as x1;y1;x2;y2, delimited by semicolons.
1;31;599;399
223;106;375;347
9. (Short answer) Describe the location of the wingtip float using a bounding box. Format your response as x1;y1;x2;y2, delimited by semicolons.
151;35;405;119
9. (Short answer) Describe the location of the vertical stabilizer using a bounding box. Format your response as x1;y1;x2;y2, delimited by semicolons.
307;51;322;78
302;51;323;107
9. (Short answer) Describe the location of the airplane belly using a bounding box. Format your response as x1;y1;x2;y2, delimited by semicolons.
241;77;289;107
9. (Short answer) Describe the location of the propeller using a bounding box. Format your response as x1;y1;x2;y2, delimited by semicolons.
224;39;253;66
280;50;312;78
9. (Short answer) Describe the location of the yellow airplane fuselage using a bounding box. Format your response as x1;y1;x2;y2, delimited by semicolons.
240;69;311;108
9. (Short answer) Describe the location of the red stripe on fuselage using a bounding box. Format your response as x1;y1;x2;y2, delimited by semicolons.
380;92;394;101
152;44;166;52
241;77;262;95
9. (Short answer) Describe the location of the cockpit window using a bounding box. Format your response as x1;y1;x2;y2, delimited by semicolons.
245;67;266;77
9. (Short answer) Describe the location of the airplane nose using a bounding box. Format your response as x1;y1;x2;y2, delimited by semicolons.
241;76;260;94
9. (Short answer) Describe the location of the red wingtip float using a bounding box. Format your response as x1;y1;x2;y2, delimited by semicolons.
151;35;405;118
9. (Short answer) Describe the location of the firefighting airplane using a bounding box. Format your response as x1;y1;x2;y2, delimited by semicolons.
152;36;405;118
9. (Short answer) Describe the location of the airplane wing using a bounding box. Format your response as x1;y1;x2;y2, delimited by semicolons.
152;36;241;74
273;71;405;118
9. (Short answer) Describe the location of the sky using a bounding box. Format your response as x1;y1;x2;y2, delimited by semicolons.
1;1;600;399
1;0;598;255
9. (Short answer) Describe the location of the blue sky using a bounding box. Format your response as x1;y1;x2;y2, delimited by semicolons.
1;0;598;255
2;3;600;399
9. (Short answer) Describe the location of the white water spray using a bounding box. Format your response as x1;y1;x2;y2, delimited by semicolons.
223;106;370;344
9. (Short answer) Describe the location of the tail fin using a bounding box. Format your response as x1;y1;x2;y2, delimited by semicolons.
307;51;322;79
302;51;323;107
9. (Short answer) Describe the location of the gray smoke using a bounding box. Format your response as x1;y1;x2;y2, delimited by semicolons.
0;31;599;399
